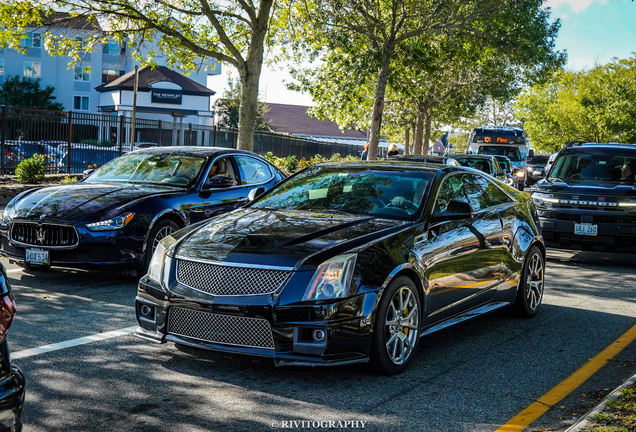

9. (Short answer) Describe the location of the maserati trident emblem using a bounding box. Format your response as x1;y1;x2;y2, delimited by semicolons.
36;227;46;245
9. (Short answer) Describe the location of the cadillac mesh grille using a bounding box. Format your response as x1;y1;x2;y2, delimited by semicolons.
11;223;79;247
167;307;275;349
176;259;290;296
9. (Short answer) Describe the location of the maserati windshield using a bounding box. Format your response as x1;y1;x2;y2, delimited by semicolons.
251;166;433;220
85;153;206;187
549;148;636;183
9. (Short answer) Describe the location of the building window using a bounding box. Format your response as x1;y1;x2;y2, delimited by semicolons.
103;40;125;55
74;66;91;81
101;69;125;84
73;96;90;111
25;32;42;48
0;60;3;76
24;61;41;77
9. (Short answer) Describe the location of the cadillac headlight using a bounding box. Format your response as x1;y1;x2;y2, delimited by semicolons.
86;212;134;231
147;235;176;285
302;253;357;301
1;208;12;224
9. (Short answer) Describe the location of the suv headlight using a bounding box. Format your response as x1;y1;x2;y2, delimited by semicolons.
619;201;636;213
532;193;559;206
147;235;176;285
86;212;134;231
302;253;357;301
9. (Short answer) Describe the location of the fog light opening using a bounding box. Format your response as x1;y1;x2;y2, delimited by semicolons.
313;329;326;342
140;305;153;317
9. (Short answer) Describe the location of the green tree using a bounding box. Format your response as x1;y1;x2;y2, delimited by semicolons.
289;0;563;160
214;76;269;130
0;0;278;151
0;75;63;110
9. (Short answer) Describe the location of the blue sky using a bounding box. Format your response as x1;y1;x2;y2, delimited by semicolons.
210;0;636;106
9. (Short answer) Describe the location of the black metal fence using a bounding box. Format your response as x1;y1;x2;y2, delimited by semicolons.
0;106;368;175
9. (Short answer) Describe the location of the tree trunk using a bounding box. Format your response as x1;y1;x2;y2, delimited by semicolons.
236;0;273;152
367;42;395;160
404;128;410;155
413;109;424;155
423;109;431;156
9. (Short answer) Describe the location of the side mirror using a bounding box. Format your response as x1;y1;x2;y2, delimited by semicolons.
82;168;95;179
248;186;266;202
528;149;535;158
432;200;473;222
205;176;235;189
496;170;506;177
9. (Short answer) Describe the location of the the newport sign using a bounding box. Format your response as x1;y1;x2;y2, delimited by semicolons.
151;89;182;105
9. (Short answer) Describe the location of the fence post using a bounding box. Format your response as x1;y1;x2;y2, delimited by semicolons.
118;115;124;155
0;106;5;175
188;123;192;146
213;125;217;147
67;111;73;174
158;120;162;147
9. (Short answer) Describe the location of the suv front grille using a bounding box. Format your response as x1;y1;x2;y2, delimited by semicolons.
176;259;291;296
10;222;78;247
167;307;275;349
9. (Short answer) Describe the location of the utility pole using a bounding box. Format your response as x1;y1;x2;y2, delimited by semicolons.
130;65;139;151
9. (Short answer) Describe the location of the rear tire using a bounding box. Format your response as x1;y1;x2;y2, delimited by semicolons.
511;245;544;318
369;275;421;375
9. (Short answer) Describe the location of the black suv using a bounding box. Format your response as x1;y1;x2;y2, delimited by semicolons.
530;142;636;252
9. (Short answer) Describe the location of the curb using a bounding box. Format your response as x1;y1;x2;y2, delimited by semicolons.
566;371;636;431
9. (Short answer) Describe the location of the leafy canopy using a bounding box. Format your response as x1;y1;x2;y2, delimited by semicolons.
0;75;63;110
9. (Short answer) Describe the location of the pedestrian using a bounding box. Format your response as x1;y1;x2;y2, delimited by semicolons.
387;143;399;158
360;143;369;161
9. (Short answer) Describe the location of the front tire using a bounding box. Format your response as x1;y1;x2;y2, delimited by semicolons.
511;245;544;317
369;275;421;375
137;219;180;278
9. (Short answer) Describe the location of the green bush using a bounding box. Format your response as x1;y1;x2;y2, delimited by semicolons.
283;155;298;172
59;176;78;184
16;154;46;184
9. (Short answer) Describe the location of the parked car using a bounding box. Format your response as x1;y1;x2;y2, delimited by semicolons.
531;142;636;252
390;154;461;166
0;264;25;431
526;154;551;186
135;161;545;374
453;154;508;183
55;145;121;173
494;155;521;189
0;147;284;275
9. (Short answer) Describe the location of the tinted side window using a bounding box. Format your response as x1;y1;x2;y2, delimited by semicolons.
235;156;272;185
435;173;482;213
473;176;513;210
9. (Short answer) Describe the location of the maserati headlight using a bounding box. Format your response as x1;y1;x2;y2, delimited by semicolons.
147;235;176;285
302;253;357;301
86;212;134;231
532;193;559;206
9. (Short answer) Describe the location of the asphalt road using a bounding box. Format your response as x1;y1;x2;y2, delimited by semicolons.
3;250;636;432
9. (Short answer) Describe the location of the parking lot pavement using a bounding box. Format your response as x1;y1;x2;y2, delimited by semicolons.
3;252;636;432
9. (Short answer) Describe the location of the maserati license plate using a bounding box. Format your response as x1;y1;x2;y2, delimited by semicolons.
26;248;49;265
574;223;598;236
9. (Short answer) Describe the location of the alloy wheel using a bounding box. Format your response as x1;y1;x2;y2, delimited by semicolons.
384;286;419;365
152;225;176;252
526;253;544;311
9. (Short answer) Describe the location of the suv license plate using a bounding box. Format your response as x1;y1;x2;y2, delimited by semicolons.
26;248;49;265
574;223;598;236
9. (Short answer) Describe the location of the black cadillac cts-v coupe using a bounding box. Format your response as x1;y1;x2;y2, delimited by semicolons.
135;162;545;374
0;147;283;275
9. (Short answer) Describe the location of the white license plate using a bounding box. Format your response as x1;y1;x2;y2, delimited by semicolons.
26;248;49;265
574;223;598;236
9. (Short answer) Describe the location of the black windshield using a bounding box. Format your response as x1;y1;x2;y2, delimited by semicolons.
252;166;433;220
549;147;636;183
477;146;522;161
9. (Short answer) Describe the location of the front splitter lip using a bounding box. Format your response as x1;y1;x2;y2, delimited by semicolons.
165;333;368;367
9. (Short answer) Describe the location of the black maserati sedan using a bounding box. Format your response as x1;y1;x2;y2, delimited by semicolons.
0;147;284;275
135;161;545;374
0;264;25;431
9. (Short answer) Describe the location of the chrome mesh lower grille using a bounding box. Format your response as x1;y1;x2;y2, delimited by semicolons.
176;259;290;296
167;307;275;349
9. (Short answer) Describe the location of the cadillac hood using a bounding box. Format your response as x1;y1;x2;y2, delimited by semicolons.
173;208;408;269
7;182;181;223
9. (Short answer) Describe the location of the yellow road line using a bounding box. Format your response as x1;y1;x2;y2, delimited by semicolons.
496;321;636;432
